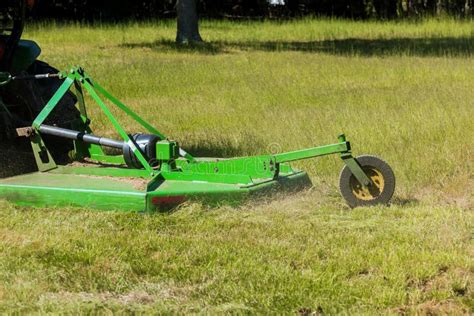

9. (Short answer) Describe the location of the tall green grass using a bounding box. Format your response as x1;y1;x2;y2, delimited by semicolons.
0;19;471;313
25;18;474;200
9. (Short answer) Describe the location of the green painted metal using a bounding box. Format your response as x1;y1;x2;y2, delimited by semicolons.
73;80;88;119
145;170;311;211
92;79;167;140
91;77;195;162
274;142;349;163
82;80;155;175
0;66;378;211
32;76;74;128
156;141;180;161
340;154;372;187
336;134;372;187
69;81;110;162
0;172;146;211
50;165;152;178
0;167;310;211
162;170;253;185
30;133;57;172
178;155;278;180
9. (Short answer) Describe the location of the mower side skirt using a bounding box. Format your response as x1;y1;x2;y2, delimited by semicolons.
145;170;311;211
0;166;310;212
0;172;146;211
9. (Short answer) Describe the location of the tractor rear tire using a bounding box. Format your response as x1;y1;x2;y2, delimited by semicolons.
339;155;395;208
0;60;80;177
27;60;80;128
26;60;80;163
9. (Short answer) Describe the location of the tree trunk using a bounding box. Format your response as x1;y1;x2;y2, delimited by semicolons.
176;0;203;44
286;0;299;16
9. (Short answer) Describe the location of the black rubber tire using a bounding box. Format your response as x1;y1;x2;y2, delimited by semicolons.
339;155;395;208
0;60;80;173
27;60;80;127
27;61;80;163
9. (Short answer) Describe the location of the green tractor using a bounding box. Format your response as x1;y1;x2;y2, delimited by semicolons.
0;0;78;176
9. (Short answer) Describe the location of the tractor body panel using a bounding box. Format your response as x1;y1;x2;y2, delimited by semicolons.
10;39;41;73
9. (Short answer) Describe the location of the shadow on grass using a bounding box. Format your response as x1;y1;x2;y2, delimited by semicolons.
391;197;420;207
122;40;223;55
121;37;473;57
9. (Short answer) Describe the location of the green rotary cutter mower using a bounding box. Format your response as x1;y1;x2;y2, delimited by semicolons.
0;0;395;211
0;66;396;212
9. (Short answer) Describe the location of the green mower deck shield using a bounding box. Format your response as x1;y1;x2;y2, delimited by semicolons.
0;165;311;211
0;172;146;211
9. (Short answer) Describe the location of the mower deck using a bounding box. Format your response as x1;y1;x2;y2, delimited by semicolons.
0;164;311;211
0;66;395;210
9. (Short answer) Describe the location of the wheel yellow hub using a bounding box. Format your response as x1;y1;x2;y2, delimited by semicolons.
350;167;385;201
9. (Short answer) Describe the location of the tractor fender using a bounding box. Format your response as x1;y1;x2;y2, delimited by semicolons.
10;40;41;74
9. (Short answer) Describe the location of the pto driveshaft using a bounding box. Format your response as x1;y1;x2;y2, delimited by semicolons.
17;124;125;149
17;124;161;170
39;125;124;149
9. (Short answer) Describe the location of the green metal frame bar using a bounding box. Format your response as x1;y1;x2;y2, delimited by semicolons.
74;80;88;120
81;79;155;175
89;76;195;162
27;67;171;175
274;142;349;163
28;75;75;171
71;79;110;162
91;80;165;139
273;135;371;187
337;135;372;187
32;76;74;128
30;133;57;172
341;154;371;187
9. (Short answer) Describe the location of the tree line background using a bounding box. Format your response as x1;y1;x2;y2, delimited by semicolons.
32;0;473;21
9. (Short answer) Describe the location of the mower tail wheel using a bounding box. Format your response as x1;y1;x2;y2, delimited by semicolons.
339;155;395;208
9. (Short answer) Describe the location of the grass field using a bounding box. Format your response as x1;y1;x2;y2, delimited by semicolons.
0;19;472;313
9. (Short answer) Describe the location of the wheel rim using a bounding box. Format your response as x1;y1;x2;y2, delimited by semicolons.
350;167;385;201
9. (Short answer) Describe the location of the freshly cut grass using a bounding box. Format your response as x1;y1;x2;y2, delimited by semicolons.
0;19;471;313
0;195;472;314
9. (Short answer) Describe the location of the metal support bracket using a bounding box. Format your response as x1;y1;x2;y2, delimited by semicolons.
30;134;57;172
338;135;372;187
